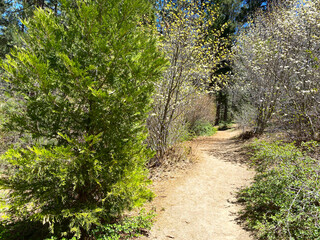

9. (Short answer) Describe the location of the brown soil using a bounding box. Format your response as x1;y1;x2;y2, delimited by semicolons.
140;128;255;240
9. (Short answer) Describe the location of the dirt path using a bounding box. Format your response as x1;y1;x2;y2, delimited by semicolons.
140;129;255;240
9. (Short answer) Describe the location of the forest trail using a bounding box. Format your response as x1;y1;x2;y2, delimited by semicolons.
140;128;255;240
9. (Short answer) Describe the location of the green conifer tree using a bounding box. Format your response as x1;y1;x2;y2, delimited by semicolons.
0;0;165;238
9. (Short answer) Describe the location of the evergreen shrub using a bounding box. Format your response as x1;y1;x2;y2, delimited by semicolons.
0;0;165;238
191;120;217;136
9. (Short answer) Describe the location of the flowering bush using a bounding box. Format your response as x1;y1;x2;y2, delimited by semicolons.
232;0;320;139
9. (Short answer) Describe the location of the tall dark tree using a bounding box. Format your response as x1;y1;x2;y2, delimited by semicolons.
0;0;59;58
238;0;287;23
0;0;19;58
202;0;242;125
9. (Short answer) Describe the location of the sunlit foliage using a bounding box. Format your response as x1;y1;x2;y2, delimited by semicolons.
0;0;165;238
147;0;229;161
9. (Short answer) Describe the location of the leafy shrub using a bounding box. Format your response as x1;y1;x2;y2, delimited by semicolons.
239;141;320;239
0;210;154;240
249;140;303;172
0;220;51;240
0;97;21;154
90;210;155;240
191;120;217;136
42;210;154;240
0;0;165;238
217;121;232;131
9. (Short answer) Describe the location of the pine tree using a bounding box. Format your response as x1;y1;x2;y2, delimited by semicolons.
0;0;19;58
202;0;242;124
0;0;165;238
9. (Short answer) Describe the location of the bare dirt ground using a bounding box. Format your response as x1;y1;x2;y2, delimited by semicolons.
140;128;255;240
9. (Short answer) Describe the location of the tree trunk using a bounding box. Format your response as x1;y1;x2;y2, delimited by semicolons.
215;90;229;125
215;93;221;126
223;92;228;122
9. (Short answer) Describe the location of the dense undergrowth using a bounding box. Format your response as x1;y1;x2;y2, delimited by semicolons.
190;120;217;138
239;140;320;239
0;210;154;240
